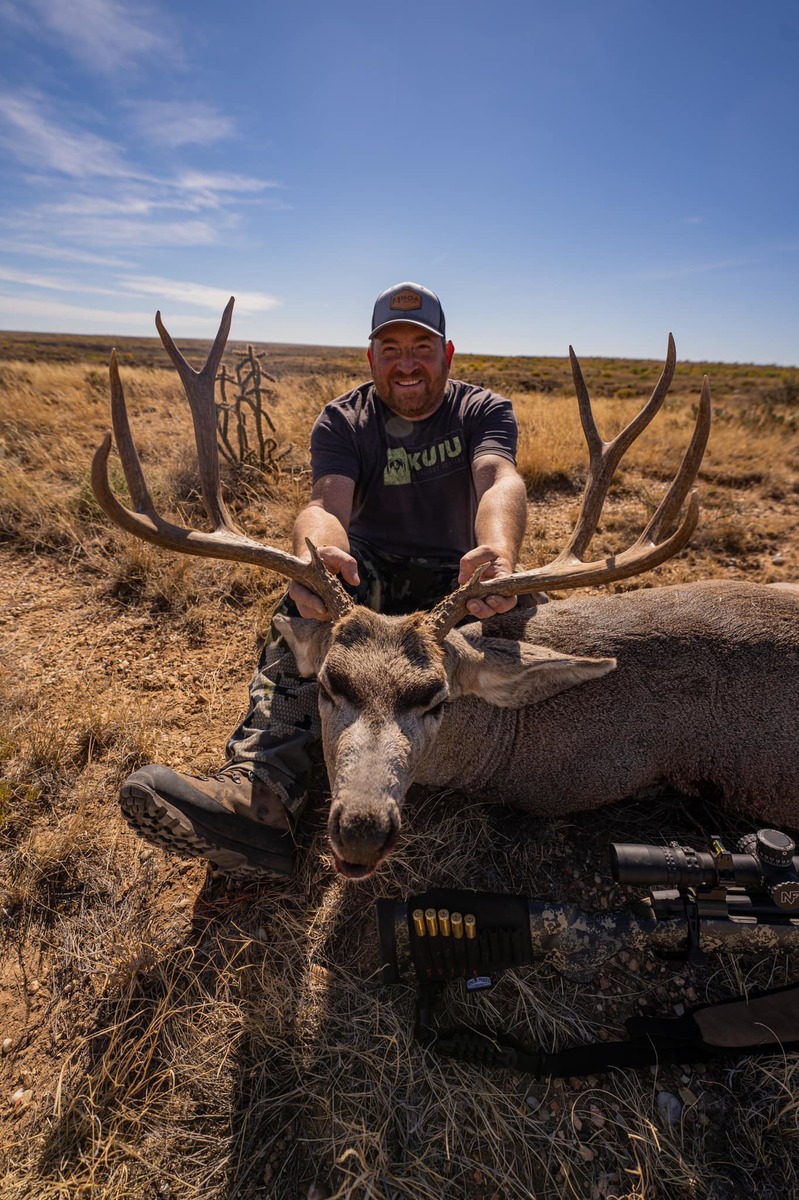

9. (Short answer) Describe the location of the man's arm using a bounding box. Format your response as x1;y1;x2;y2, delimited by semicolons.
460;454;528;619
289;474;359;619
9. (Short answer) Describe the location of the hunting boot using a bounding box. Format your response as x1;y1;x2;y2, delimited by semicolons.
119;763;305;881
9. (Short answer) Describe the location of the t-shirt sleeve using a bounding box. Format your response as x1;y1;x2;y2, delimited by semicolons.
310;404;361;484
469;392;519;464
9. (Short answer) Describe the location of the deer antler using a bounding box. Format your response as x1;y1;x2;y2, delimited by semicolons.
91;298;354;621
427;335;711;639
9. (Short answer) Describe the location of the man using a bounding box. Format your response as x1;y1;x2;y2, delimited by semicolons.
120;283;528;881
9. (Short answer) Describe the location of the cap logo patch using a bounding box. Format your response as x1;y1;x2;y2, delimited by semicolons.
390;290;423;312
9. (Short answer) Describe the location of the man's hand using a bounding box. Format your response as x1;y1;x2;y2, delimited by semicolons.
458;545;518;619
289;546;360;620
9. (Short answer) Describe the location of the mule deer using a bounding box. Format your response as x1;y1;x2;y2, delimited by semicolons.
92;299;799;878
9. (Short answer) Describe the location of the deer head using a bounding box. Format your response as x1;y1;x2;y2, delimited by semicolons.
92;298;711;878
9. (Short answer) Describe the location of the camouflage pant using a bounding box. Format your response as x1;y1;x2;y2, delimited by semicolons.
225;538;463;803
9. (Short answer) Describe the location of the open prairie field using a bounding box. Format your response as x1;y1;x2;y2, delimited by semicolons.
1;329;798;1200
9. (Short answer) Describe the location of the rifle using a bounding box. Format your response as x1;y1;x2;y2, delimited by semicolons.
375;828;799;1076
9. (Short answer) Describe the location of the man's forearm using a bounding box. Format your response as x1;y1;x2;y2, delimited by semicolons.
474;472;527;566
292;499;351;558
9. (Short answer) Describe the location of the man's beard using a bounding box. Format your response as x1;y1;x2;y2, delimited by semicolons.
382;364;450;418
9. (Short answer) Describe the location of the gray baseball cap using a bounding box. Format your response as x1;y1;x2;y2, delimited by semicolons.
369;282;446;340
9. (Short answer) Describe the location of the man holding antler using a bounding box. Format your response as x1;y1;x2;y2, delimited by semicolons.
120;283;529;881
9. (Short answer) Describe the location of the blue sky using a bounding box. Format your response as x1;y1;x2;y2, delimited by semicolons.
0;0;797;364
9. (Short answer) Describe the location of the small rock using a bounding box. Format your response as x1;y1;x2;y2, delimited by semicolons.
657;1091;682;1124
255;927;268;942
1;1038;12;1055
27;981;40;995
679;1087;699;1106
11;1088;32;1109
140;848;154;862
525;1091;544;1112
772;553;785;565
579;1145;595;1162
673;1002;685;1016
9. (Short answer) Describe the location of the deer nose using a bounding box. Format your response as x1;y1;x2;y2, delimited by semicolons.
328;799;401;869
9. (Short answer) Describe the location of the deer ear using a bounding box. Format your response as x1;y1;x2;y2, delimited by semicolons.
442;629;616;709
273;615;332;677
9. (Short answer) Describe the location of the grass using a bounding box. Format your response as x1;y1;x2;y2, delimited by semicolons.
0;331;798;1198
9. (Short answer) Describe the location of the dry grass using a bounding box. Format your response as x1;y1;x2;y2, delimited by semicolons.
1;338;798;1199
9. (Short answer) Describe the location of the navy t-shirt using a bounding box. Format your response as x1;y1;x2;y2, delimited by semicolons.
310;380;518;559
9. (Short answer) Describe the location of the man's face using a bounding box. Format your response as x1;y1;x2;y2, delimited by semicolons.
369;324;453;420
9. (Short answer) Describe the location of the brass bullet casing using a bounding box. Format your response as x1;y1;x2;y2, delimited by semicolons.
412;909;426;938
425;908;439;937
451;912;464;939
438;909;451;937
464;914;477;940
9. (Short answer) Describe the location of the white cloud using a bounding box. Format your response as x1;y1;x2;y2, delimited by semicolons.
0;292;230;335
0;238;135;267
0;93;129;178
176;170;276;195
129;100;236;148
23;0;172;73
0;266;116;294
117;275;280;315
0;293;155;324
55;217;222;246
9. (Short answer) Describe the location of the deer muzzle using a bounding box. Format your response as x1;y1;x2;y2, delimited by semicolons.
327;797;401;879
324;717;412;878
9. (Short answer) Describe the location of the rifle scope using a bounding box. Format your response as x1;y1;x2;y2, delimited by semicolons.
610;828;799;900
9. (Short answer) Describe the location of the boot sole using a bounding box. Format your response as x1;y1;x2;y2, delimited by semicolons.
120;784;295;882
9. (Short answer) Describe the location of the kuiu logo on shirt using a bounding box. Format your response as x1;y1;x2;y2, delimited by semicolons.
383;436;463;486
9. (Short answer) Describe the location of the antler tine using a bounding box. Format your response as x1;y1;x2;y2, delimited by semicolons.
90;301;355;618
564;333;676;561
109;348;157;518
637;374;711;545
155;298;236;533
427;337;709;641
305;540;354;621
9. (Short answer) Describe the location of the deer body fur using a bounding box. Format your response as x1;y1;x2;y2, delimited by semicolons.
415;580;799;824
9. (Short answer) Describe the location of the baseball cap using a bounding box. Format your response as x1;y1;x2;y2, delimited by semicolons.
369;282;446;340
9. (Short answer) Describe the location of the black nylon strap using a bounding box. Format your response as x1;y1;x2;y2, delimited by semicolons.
415;982;799;1078
428;1024;710;1077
